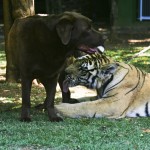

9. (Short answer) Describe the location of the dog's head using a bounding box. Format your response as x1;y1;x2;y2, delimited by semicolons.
56;12;105;54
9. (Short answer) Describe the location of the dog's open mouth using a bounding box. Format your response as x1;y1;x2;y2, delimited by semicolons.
78;45;105;54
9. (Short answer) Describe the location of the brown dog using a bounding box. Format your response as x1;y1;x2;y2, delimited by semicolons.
8;12;104;122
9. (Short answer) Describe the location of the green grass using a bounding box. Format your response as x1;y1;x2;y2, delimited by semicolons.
0;42;150;149
0;115;150;150
105;45;150;72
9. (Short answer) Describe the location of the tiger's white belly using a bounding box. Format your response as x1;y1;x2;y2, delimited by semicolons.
126;102;150;117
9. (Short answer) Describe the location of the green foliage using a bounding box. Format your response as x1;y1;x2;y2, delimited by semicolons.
105;45;150;72
0;44;150;149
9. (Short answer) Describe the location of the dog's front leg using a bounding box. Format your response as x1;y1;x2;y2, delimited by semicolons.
58;70;79;103
40;76;63;122
20;78;32;122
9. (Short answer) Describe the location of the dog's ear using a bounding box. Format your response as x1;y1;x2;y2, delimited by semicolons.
56;18;73;45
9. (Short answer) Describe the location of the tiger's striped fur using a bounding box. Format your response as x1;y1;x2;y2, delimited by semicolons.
56;53;150;118
62;52;111;92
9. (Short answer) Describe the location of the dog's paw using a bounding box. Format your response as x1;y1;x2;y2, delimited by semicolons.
49;116;63;122
62;98;79;104
67;98;79;104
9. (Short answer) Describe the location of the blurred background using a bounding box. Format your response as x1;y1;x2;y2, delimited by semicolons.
1;0;150;35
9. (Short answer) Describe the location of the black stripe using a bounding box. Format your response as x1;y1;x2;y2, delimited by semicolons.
94;60;97;67
125;66;140;95
136;113;140;117
87;72;92;80
145;102;150;117
105;69;129;95
102;93;118;98
119;64;130;70
91;74;97;88
89;60;92;65
128;64;133;70
104;56;110;63
86;55;91;59
140;69;146;90
99;57;103;64
104;87;116;94
88;68;96;72
100;74;114;97
92;112;96;118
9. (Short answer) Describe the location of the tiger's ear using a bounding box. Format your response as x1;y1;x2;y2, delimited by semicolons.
103;63;119;74
56;18;73;45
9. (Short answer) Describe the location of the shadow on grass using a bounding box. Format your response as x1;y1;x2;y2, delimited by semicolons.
0;82;49;113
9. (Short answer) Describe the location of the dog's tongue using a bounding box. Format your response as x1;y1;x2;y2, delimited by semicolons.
89;46;105;53
79;45;105;54
88;48;97;53
63;79;69;93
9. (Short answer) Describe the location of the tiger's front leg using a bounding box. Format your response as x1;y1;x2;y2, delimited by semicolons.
55;97;131;119
55;99;106;118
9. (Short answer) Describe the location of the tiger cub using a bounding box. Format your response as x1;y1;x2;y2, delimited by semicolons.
55;53;150;118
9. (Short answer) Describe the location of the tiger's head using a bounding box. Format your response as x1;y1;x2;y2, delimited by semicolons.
63;52;112;92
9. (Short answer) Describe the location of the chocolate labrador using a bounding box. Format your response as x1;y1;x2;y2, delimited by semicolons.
8;12;104;122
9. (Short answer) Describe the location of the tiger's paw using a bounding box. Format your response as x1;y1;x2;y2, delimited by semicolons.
55;103;72;117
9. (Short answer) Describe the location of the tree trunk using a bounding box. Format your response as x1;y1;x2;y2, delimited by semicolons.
3;0;13;58
110;0;118;41
3;0;35;82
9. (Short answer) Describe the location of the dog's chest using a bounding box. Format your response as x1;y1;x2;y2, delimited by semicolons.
31;59;66;78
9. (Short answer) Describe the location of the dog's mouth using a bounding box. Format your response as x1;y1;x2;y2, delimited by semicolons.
78;45;105;54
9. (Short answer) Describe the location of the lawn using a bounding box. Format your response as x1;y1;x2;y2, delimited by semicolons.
0;36;150;150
